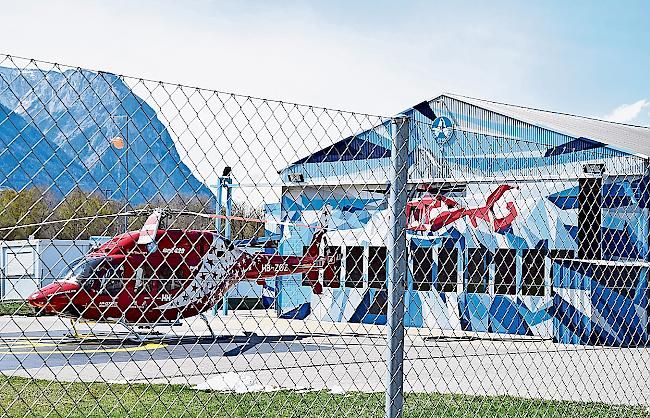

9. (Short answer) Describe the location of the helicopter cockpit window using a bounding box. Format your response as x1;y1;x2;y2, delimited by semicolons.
102;275;123;297
66;257;123;296
65;257;104;281
95;261;123;296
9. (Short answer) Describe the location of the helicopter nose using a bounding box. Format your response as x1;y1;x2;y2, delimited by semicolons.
27;281;80;312
27;290;47;308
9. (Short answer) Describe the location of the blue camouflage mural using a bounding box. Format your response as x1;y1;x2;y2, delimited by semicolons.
270;95;650;347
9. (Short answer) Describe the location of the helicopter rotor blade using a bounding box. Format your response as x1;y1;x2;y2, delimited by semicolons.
0;207;328;234
0;209;148;233
168;209;326;231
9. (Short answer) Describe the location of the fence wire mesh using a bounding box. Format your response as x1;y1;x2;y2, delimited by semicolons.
1;54;650;417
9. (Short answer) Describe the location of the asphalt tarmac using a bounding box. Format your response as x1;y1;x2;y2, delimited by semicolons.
1;312;650;406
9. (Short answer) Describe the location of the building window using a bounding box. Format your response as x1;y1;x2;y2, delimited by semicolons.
548;249;575;261
597;265;640;300
411;246;433;291
345;246;364;288
494;249;516;295
578;177;602;259
324;246;342;288
466;247;490;293
522;249;545;296
437;245;458;293
368;246;387;289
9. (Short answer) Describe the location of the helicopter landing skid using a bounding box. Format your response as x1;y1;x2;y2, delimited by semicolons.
120;320;149;344
62;318;162;343
62;316;216;343
199;313;217;339
63;318;90;340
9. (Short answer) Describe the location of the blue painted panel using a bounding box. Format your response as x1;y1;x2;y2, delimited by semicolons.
279;302;311;320
459;293;490;332
291;132;391;165
602;181;635;208
277;275;311;312
552;293;591;345
405;290;424;327
637;175;650;208
515;297;552;328
553;260;649;347
544;137;605;157
547;186;579;210
490;295;530;335
349;288;388;325
553;261;590;290
590;281;646;346
602;227;640;260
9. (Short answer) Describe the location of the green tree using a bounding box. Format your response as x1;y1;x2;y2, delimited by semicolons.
0;188;52;240
226;201;265;241
130;194;264;241
0;187;265;243
53;188;119;240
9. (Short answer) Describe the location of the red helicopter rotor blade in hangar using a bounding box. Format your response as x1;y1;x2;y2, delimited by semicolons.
406;184;519;233
25;206;332;337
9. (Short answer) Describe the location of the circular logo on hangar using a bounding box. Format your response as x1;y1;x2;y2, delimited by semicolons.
431;116;454;144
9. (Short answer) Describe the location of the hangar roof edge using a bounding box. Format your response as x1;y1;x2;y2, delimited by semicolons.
282;94;650;174
442;93;650;158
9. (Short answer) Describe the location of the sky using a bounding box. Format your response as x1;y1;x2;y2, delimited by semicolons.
2;0;649;125
2;0;649;206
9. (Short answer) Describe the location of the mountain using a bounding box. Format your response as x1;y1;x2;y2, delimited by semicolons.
0;67;213;205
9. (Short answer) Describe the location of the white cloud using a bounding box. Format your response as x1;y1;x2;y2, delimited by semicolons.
603;99;649;123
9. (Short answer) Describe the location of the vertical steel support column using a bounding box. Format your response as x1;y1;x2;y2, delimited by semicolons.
225;178;233;240
124;121;129;232
213;178;224;316
386;115;409;418
215;178;223;233
222;178;233;315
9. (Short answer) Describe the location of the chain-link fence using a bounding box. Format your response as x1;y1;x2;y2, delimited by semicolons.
1;54;650;417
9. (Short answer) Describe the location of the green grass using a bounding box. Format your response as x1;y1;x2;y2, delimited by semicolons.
0;375;646;417
0;301;36;316
0;301;54;317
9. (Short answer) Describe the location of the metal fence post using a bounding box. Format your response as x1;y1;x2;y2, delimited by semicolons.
222;177;233;315
215;178;223;233
225;178;233;240
212;179;224;316
386;114;409;418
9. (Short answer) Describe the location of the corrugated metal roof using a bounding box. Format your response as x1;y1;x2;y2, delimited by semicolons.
282;93;650;177
443;93;650;158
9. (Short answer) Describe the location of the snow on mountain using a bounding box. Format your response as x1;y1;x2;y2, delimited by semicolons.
0;67;213;204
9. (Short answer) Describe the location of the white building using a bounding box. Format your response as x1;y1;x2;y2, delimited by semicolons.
0;239;93;300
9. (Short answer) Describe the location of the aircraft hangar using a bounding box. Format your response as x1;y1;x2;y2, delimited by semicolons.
270;93;650;347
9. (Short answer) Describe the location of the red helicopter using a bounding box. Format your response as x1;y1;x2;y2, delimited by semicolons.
26;208;333;340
